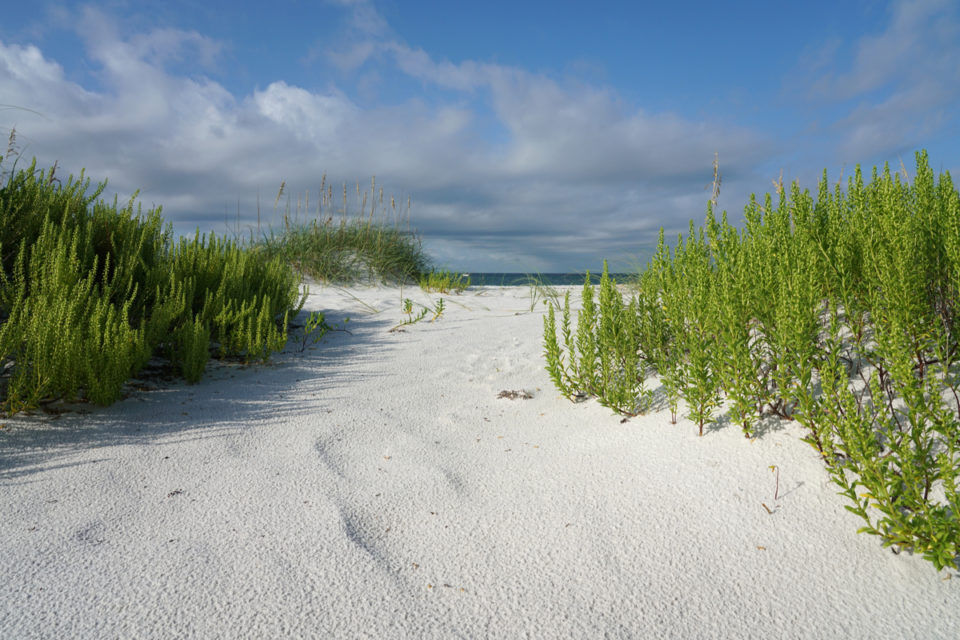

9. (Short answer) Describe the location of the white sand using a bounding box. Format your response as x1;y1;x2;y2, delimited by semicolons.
1;283;958;639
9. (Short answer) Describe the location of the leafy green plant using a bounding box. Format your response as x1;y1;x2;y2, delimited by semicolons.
542;264;651;415
390;298;429;332
297;310;350;351
390;296;446;332
431;297;445;321
543;299;571;398
542;149;960;571
0;157;306;413
175;315;211;384
420;270;470;294
543;290;578;399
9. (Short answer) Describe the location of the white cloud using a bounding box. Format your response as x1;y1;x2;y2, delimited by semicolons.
389;43;487;92
0;42;97;117
0;3;776;272
796;0;960;162
252;81;356;143
385;41;767;182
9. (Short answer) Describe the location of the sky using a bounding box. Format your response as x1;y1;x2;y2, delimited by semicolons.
1;0;959;273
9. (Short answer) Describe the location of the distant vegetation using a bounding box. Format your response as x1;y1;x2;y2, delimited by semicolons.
0;152;305;413
251;176;431;284
419;269;470;294
544;151;960;571
0;133;455;415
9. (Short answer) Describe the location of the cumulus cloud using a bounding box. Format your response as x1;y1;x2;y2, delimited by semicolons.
9;1;951;271
252;82;356;142
0;5;769;272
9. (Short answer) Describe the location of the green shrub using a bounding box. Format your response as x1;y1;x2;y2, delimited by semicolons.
0;158;306;413
543;265;650;415
543;150;960;570
175;315;211;383
419;270;470;293
0;211;150;408
169;231;304;362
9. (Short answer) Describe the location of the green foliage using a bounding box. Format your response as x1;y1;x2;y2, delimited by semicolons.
542;264;650;414
419;270;470;294
255;219;428;284
251;177;429;285
431;297;445;321
390;298;429;331
175;315;210;384
0;158;306;413
543;299;570;398
0;209;150;408
168;231;304;363
390;296;445;331
542;149;960;571
526;274;563;312
297;311;350;352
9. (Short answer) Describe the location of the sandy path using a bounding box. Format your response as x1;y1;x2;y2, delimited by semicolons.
1;284;957;639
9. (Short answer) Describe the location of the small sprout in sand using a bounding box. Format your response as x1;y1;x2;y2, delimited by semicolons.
431;297;445;321
299;311;350;351
391;299;430;331
761;465;781;514
391;297;444;331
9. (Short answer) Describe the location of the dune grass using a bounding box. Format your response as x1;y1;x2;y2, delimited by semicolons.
249;176;430;284
419;269;470;294
524;273;564;311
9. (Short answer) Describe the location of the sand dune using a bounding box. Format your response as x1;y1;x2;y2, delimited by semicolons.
1;284;957;639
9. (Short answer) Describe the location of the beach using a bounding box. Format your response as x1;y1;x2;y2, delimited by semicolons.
1;283;958;639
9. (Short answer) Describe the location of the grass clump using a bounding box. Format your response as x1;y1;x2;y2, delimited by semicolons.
0;154;305;414
252;176;430;284
419;269;470;294
543;150;960;571
525;274;563;311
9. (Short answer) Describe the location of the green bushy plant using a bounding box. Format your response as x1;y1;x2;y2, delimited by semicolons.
0;210;151;408
168;230;305;363
252;176;429;284
543;150;960;570
419;270;470;294
0;157;306;412
297;310;349;352
175;315;211;384
543;264;651;414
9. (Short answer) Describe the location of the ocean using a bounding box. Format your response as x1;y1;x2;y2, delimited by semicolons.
463;272;635;287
